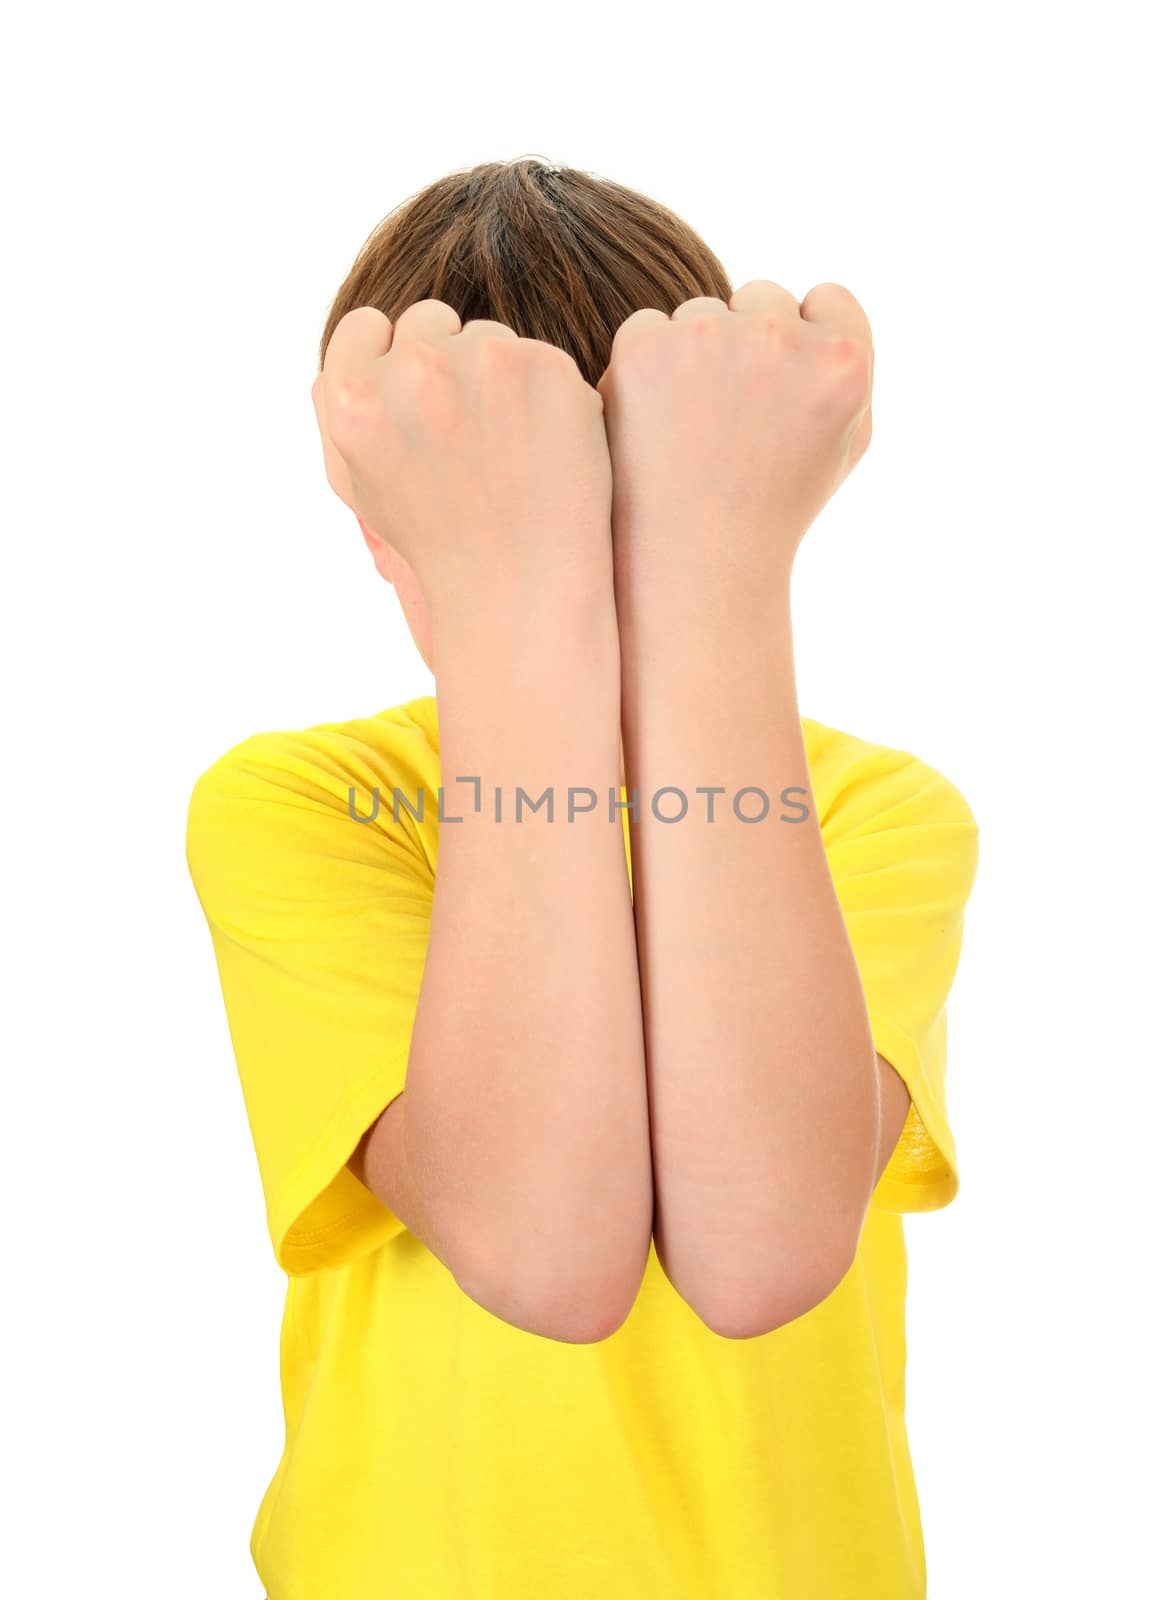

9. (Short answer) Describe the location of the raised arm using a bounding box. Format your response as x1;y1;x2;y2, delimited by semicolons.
598;282;885;1339
319;302;652;1344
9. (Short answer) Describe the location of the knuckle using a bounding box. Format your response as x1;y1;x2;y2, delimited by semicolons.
813;335;871;406
401;337;447;374
609;309;670;361
615;322;660;363
328;373;372;413
472;332;518;367
522;334;568;366
826;333;867;367
389;341;449;406
748;314;794;348
324;374;377;445
520;337;583;387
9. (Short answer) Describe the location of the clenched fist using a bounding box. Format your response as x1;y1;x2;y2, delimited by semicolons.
596;280;874;608
313;301;615;616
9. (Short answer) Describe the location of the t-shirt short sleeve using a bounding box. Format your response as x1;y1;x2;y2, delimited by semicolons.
185;720;437;1275
818;740;980;1214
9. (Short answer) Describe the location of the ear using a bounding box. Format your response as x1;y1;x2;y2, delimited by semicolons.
356;514;393;583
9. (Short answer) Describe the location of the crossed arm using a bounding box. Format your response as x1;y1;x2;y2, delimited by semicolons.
341;286;907;1342
350;556;908;1345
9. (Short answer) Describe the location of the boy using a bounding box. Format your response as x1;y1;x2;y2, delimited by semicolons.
187;157;978;1598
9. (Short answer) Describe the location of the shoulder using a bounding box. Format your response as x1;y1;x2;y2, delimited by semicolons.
800;714;979;840
190;695;440;802
186;695;442;884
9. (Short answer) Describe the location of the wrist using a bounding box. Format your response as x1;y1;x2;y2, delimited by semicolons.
432;582;625;821
615;536;795;661
423;526;615;623
432;563;622;697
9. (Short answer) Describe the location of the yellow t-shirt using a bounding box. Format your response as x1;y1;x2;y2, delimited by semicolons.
186;693;979;1600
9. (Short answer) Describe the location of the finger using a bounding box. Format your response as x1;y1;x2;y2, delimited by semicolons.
597;306;669;392
728;279;802;319
314;308;395;503
322;305;395;380
310;371;356;510
455;319;519;341
799;283;872;353
610;306;670;340
670;295;730;322
390;297;463;347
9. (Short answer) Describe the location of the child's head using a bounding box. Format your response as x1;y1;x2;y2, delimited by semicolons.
318;155;732;668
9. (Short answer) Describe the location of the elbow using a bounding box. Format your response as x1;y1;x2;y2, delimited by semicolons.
686;1233;861;1342
456;1250;647;1346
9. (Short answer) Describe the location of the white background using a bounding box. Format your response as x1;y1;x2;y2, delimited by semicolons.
4;2;1145;1594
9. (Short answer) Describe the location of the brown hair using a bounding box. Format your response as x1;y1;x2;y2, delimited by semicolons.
317;155;733;388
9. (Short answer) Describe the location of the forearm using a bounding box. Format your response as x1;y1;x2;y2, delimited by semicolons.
619;560;879;1337
404;573;651;1338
